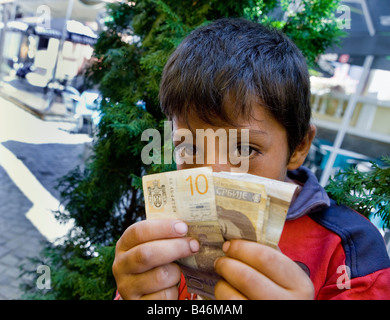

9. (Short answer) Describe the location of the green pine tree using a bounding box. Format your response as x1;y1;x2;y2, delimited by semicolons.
325;157;390;229
20;0;344;299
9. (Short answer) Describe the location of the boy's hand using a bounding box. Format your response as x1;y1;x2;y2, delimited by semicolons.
112;219;199;300
214;240;314;300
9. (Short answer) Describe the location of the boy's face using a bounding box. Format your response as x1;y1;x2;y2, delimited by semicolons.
172;104;313;182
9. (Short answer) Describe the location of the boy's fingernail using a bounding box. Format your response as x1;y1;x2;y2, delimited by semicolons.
189;239;199;253
174;222;188;235
222;241;230;253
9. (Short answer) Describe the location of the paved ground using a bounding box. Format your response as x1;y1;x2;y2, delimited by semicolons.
3;141;86;200
0;88;91;299
0;164;41;299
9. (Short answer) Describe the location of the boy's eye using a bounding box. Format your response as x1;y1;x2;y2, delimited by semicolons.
175;144;198;158
232;145;259;158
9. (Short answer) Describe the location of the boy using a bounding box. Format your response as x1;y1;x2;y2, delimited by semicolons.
112;18;390;299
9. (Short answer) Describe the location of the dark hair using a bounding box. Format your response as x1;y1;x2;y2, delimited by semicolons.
159;18;311;156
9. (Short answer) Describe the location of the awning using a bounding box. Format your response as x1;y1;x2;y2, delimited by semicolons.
14;0;105;23
7;17;97;45
325;0;390;70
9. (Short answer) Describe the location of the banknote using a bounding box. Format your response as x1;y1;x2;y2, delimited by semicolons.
142;167;225;299
213;171;299;248
143;167;299;299
213;175;268;243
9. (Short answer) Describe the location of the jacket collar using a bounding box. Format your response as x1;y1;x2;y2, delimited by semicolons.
286;166;330;220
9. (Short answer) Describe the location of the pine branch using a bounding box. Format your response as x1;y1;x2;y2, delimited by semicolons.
326;157;390;229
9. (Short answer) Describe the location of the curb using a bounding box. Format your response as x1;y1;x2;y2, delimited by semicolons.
0;90;44;119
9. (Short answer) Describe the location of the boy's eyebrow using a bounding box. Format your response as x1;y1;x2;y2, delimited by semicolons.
171;127;268;139
238;129;268;136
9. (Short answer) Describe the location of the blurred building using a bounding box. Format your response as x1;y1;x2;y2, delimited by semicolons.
0;0;108;90
305;0;390;186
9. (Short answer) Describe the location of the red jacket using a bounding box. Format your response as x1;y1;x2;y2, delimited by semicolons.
179;167;390;300
280;167;390;299
280;209;390;299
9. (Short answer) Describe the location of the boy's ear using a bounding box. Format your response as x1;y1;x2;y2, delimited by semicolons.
287;124;317;171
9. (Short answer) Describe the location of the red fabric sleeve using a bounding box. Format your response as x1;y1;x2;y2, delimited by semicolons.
178;272;197;300
317;268;390;300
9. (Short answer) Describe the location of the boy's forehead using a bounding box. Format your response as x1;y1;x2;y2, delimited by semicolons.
171;103;271;132
172;113;245;132
167;90;270;130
